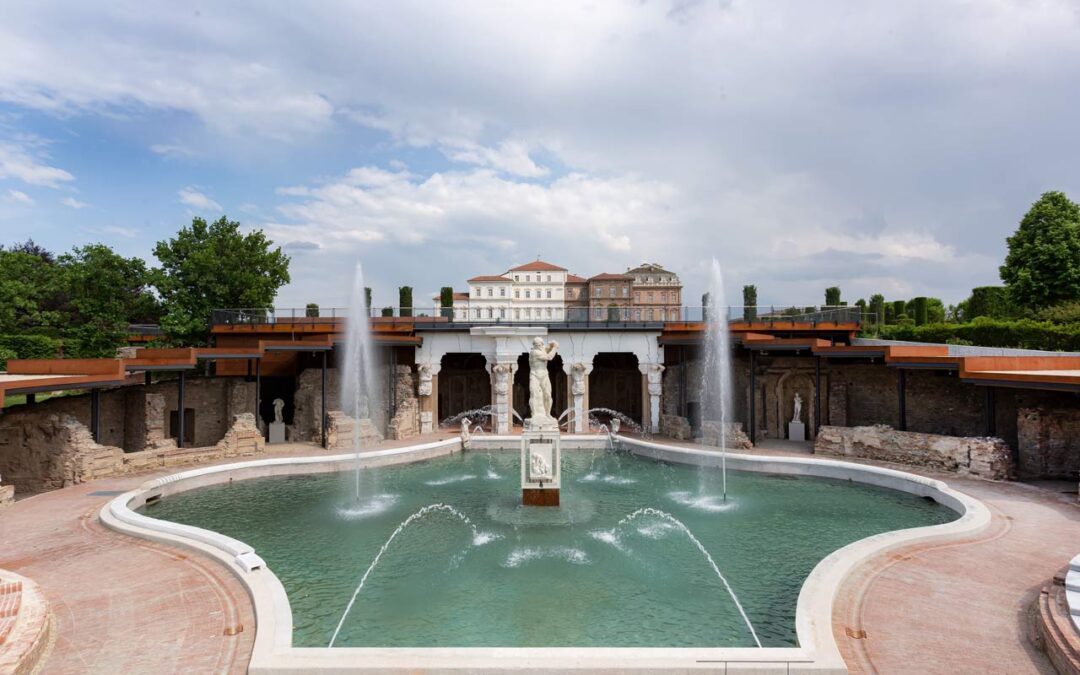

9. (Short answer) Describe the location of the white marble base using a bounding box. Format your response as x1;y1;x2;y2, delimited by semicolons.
268;422;286;444
788;421;805;442
520;428;561;490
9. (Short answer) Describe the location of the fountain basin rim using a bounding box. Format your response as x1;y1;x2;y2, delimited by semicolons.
100;436;992;674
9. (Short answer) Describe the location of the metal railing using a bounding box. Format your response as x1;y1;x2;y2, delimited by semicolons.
211;305;867;328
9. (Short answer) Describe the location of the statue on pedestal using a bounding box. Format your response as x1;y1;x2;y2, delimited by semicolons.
527;337;558;428
792;392;803;423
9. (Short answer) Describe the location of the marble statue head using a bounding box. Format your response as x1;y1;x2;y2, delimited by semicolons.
532;336;544;348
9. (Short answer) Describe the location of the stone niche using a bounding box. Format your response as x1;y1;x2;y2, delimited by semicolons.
815;424;1012;480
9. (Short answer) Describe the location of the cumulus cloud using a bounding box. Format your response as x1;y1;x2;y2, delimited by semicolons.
178;186;222;212
60;196;88;209
4;189;33;205
0;139;73;187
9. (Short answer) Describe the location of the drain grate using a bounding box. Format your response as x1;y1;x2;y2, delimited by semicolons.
88;490;125;496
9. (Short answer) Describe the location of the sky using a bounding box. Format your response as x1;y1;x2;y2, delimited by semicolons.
1;0;1078;311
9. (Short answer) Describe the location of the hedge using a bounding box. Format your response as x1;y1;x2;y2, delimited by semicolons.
0;335;63;363
0;347;16;370
877;317;1080;352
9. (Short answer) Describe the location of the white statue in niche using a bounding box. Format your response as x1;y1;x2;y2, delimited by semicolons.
417;364;433;397
646;364;665;397
530;451;551;478
570;362;587;396
792;393;803;423
492;363;512;396
272;398;285;424
527;337;559;426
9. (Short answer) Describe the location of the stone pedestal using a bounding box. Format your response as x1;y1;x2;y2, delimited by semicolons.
268;422;286;444
521;425;560;506
788;421;806;441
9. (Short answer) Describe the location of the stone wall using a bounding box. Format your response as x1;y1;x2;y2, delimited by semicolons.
815;424;1012;479
0;411;264;495
386;366;420;441
660;414;692;440
326;411;383;451
701;421;752;449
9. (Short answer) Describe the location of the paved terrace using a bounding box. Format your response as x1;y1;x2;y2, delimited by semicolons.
1;433;1077;674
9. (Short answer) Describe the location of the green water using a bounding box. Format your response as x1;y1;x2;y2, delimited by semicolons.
141;450;955;648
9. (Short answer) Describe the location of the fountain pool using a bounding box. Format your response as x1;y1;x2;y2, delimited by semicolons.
138;448;956;650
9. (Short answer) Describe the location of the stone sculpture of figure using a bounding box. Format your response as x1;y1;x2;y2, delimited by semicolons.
460;418;471;445
492;363;511;396
272;398;285;424
530;451;551;478
646;364;665;397
570;362;587;396
417;364;433;397
792;392;803;423
528;337;559;425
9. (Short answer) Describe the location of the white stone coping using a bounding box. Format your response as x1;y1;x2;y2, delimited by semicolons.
100;434;993;674
1067;553;1080;634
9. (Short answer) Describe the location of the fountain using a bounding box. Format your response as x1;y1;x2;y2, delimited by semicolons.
521;337;562;506
704;258;732;501
342;262;379;501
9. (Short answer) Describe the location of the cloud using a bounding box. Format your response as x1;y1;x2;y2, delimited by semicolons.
178;186;222;212
60;196;88;209
4;189;33;205
0;139;73;187
150;140;197;159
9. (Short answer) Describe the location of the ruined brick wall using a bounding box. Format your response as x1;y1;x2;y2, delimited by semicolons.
293;365;392;443
326;411;383;451
386;365;420;440
815;425;1012;479
1015;391;1080;479
0;411;264;495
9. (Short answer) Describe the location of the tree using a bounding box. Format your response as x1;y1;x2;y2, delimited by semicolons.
742;284;757;321
305;303;320;318
892;300;906;323
58;244;161;356
364;287;372;312
825;286;841;306
4;238;55;263
0;250;63;334
869;294;885;329
381;306;393;317
701;291;710;321
152;216;290;346
912;297;928;326
398;286;413;317
926;297;946;323
1000;191;1080;309
439;287;454;319
964;286;1010;320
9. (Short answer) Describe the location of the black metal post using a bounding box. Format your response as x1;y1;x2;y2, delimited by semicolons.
897;369;907;431
177;371;186;448
985;387;996;436
255;358;262;427
749;349;757;444
144;371;152;386
321;350;328;448
814;355;822;437
90;388;101;442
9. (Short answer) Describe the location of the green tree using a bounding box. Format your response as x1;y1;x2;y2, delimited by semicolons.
742;285;757;320
892;300;906;323
0;250;63;334
925;297;946;323
912;297;928;326
305;303;320;318
1000;191;1080;309
439;287;454;319
380;306;393;317
964;286;1010;320
398;286;413;317
59;244;161;356
152;216;290;346
364;287;372;312
825;286;841;306
869;294;885;329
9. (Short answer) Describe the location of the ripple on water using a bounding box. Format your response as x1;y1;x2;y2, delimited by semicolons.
503;546;590;568
485;495;597;526
580;473;637;485
424;474;476;486
336;494;400;519
667;490;738;513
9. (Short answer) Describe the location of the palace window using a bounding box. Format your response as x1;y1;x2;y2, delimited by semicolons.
474;308;481;318
499;308;505;319
473;287;479;296
647;309;654;320
634;309;641;321
515;289;520;298
487;287;493;297
514;275;520;281
595;287;601;297
486;308;493;318
546;275;551;282
546;308;552;318
514;309;520;319
499;287;506;297
525;289;531;298
546;289;551;299
526;275;531;282
609;286;615;297
622;286;629;298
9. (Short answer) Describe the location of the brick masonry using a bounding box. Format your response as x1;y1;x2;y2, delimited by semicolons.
816;424;1012;479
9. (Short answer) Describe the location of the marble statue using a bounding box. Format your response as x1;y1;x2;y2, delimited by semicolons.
570;362;587;396
417;364;433;397
460;418;471;445
792;392;802;423
528;337;559;426
646;364;665;397
492;363;511;396
272;398;285;424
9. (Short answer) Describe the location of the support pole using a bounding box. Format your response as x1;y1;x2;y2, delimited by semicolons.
255;358;262;428
90;388;101;442
321;350;329;448
897;369;907;432
749;349;756;444
144;371;152;386
177;371;186;448
814;355;822;437
985;387;996;437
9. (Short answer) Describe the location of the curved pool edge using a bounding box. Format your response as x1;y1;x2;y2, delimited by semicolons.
99;435;992;674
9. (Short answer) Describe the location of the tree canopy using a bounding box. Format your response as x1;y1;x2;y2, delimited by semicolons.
1000;191;1080;309
153;216;290;346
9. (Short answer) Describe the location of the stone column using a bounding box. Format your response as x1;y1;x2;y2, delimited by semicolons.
563;361;593;433
639;363;665;433
489;359;517;434
417;363;441;434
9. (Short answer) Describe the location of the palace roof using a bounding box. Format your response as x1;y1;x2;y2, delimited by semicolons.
507;260;567;272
